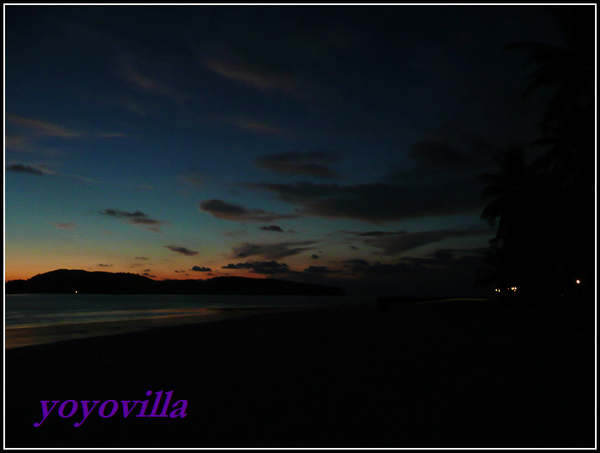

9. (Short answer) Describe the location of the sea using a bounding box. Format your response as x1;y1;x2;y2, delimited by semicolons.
4;294;375;349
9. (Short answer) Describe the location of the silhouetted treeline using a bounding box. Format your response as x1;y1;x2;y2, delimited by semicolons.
5;269;345;296
478;6;594;307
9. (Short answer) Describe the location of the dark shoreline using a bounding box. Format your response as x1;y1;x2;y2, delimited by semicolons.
5;300;595;448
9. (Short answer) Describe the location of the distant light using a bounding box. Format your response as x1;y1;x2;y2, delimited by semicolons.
510;287;517;292
75;290;78;294
495;288;501;292
576;279;581;285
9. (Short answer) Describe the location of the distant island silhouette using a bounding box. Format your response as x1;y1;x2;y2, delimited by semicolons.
5;269;345;296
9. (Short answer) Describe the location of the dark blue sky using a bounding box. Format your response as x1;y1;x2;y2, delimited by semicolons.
5;5;572;295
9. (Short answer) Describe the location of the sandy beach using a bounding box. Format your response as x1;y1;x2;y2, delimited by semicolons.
5;299;595;448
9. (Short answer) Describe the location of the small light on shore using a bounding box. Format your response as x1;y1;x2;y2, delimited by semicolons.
495;288;501;292
510;287;517;292
576;279;581;285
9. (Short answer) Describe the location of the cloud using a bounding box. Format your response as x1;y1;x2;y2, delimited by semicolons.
118;53;190;103
303;266;337;274
222;261;290;275
260;225;284;233
178;170;204;188
243;139;499;223
203;52;298;96
135;257;149;260
361;229;480;256
244;177;482;223
98;209;164;230
233;241;318;260
191;266;212;272
310;254;320;260
7;114;83;138
342;229;408;237
6;164;46;176
229;118;290;136
254;151;339;179
342;259;370;272
165;245;199;256
383;140;496;185
98;264;113;268
199;199;298;222
8;161;100;184
54;223;77;230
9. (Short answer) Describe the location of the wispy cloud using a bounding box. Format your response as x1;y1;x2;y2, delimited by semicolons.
99;209;164;231
203;54;297;96
199;199;298;222
118;53;190;103
54;223;77;230
165;245;199;256
254;151;339;179
6;163;47;176
233;240;318;260
6;162;98;184
178;170;204;189
7;114;84;138
229;118;290;136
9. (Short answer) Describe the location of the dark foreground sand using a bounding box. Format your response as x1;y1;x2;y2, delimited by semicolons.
5;300;595;448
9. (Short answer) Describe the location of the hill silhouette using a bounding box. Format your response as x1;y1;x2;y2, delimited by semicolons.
5;269;345;296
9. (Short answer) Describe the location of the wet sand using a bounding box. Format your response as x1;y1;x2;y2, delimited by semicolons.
5;300;595;448
5;307;299;349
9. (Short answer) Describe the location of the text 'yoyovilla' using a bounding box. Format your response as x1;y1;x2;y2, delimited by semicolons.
33;390;187;427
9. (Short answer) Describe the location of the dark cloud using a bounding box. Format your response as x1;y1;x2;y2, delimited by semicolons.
222;260;290;275
54;223;76;230
303;266;337;274
243;139;498;223
178;170;204;188
254;151;339;179
342;248;483;277
362;229;479;256
260;225;284;233
199;199;298;222
7;164;45;176
135;257;149;260
98;264;113;267
310;254;320;260
343;229;407;237
341;259;417;276
164;245;199;256
234;240;318;260
244;177;481;223
343;259;370;272
99;209;164;230
191;266;212;272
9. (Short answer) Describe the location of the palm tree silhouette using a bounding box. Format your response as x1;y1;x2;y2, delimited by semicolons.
506;6;594;134
479;6;594;305
479;147;554;299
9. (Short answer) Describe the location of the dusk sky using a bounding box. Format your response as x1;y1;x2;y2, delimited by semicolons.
4;5;570;295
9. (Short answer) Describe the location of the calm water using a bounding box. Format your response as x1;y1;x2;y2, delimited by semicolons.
5;293;373;328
